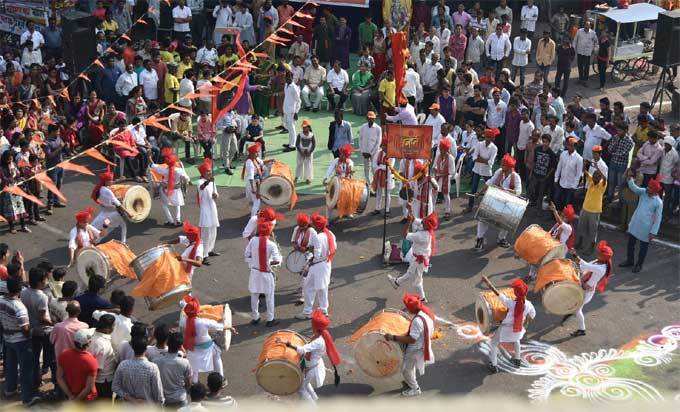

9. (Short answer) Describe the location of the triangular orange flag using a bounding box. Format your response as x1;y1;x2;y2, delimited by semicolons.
60;88;70;101
145;119;171;132
288;19;306;28
295;12;313;19
265;38;287;46
78;73;91;82
47;95;56;107
58;161;94;176
121;34;131;41
211;75;227;84
136;18;148;25
105;47;116;54
94;59;104;68
249;51;270;59
84;148;116;166
163;0;171;5
34;172;67;204
167;104;193;115
3;185;45;207
278;27;294;35
236;61;258;69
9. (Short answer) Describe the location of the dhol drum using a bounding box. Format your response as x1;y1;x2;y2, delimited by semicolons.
109;184;152;223
349;309;411;378
260;160;295;207
285;250;311;274
256;330;308;396
475;287;516;333
535;259;584;315
129;245;172;280
76;240;137;286
179;303;233;350
474;186;528;234
146;284;192;311
514;224;568;265
325;177;369;217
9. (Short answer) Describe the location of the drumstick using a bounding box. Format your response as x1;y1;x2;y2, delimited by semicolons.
481;276;501;296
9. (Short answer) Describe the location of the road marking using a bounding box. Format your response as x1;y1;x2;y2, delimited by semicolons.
37;221;68;238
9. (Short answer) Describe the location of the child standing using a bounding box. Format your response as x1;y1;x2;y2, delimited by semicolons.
295;120;315;184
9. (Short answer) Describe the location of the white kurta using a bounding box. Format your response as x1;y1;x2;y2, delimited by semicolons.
179;316;224;375
371;151;395;190
324;158;354;180
306;230;334;290
242;216;277;239
579;258;607;305
497;295;536;342
152;163;189;206
245;237;281;294
68;225;101;250
296;336;326;388
244;158;265;215
91;186;126;242
197;178;219;228
404;311;435;375
413;177;439;219
432;151;455;193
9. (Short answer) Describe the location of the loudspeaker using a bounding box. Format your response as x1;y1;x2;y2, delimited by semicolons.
61;10;97;73
652;10;680;68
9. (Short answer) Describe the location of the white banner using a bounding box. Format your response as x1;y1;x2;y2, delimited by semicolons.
289;0;369;8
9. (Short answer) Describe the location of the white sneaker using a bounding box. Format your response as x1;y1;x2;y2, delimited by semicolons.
294;313;311;320
401;388;422;397
387;275;399;289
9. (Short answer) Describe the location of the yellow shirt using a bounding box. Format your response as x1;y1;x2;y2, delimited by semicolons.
218;54;239;69
378;79;396;107
177;61;193;79
102;20;118;33
583;174;607;213
160;50;177;64
164;74;180;104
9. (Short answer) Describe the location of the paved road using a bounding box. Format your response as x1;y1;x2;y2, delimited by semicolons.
7;173;679;402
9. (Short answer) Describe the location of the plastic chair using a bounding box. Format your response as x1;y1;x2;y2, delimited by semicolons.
453;152;466;198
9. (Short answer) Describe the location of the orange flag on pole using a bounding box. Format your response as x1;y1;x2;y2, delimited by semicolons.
288;19;306;28
78;73;91;82
34;173;67;204
60;88;70;101
167;104;193;115
4;186;45;207
84;148;116;166
58;161;94;176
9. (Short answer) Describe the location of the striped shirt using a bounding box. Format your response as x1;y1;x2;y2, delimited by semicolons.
0;296;29;343
112;357;165;404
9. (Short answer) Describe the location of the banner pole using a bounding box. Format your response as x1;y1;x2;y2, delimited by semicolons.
381;165;390;260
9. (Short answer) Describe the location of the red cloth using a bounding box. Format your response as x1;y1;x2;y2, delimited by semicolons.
183;295;200;351
312;213;335;262
403;293;435;361
511;279;528;333
0;265;8;281
258;221;274;271
311;309;341;366
595;240;613;292
165;154;178;197
198;158;212;178
183;221;201;272
390;32;408;100
563;204;576;221
112;129;138;158
422;212;438;255
296;213;310;227
57;349;98;401
501;154;516;169
339;144;353;158
75;207;95;225
647;177;662;195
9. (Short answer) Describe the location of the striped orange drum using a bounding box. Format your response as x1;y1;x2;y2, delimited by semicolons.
256;330;308;396
474;287;516;333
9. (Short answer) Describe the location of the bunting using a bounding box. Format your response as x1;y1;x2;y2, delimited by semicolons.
34;173;67;204
84;148;116;166
58;161;94;176
3;185;45;207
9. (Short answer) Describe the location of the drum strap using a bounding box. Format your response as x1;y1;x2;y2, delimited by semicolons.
414;254;430;267
295;228;311;249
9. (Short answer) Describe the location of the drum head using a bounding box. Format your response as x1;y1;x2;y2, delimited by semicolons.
285;250;308;274
325;177;341;208
76;247;110;286
353;331;404;378
356;182;370;214
256;360;303;396
474;294;493;334
148;284;192;311
543;282;584;315
222;304;232;351
475;186;528;234
260;176;293;207
121;185;152;223
540;243;568;265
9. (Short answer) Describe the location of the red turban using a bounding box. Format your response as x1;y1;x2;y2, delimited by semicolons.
91;167;114;202
647;178;662;195
296;213;310;227
562;204;576;222
484;128;500;139
247;142;261;156
413;160;427;177
439;138;452;152
501;154;516;169
258;207;278;223
312;212;336;262
339;144;353;158
311;309;341;366
511;279;528;333
183;220;201;272
75;207;95;225
422;212;438;255
161;147;175;160
183;295;200;351
197;157;212;178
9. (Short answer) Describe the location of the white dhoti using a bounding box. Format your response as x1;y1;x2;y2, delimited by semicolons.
92;209;127;243
245;189;261;217
187;342;223;383
396;260;427;299
248;269;275;321
201;226;217;257
402;350;422;391
476;221;508;241
488;327;522;367
302;261;330;316
575;290;595;331
296;153;314;181
299;361;324;403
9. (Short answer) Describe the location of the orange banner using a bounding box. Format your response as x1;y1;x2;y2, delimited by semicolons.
385;124;433;160
4;185;45;207
84;148;116;166
34;173;67;204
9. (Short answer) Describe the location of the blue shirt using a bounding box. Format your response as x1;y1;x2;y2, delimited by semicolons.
626;179;663;242
332;120;353;151
75;292;112;327
98;66;123;103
